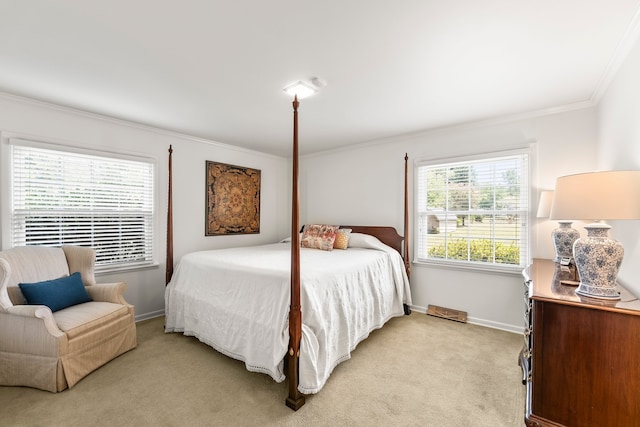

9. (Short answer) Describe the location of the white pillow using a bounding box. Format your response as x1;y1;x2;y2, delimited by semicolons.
348;233;386;249
280;233;303;243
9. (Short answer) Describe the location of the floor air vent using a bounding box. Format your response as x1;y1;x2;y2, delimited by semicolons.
427;305;468;323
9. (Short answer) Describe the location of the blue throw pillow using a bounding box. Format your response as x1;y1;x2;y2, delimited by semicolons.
19;272;93;312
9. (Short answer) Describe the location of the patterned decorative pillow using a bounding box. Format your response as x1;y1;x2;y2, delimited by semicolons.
333;228;352;250
301;224;339;251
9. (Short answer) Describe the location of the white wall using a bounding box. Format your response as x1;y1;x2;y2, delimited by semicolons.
597;34;640;296
3;69;628;331
0;93;290;320
301;107;598;332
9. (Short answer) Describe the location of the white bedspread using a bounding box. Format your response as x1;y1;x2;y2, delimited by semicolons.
164;234;412;394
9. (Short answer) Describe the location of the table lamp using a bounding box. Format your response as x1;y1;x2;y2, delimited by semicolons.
537;189;580;264
549;170;640;300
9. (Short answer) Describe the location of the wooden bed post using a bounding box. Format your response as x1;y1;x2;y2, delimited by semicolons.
403;153;411;315
166;145;174;286
286;95;305;410
404;153;410;281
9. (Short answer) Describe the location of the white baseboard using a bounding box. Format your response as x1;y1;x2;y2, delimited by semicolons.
135;310;165;322
466;317;523;334
409;305;523;335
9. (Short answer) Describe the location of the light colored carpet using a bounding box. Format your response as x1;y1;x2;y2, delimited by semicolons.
0;314;525;426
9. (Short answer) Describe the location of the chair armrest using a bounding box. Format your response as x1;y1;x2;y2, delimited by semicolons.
0;306;67;358
85;282;129;305
0;257;13;310
5;304;65;337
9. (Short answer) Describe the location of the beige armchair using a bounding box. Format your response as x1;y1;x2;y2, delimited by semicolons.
0;245;137;392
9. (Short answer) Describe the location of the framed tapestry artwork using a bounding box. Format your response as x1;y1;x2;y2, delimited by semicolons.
205;161;261;235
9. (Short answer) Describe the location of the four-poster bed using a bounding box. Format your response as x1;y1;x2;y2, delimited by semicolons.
164;97;412;410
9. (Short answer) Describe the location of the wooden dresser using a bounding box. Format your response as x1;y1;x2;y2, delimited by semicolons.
521;259;640;427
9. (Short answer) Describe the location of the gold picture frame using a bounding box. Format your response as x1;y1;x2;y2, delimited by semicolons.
205;161;261;235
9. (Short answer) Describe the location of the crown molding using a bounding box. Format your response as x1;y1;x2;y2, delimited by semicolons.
303;100;595;159
0;91;286;160
591;5;640;103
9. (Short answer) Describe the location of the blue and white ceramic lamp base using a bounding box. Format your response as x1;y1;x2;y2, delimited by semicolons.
573;223;623;300
552;222;580;263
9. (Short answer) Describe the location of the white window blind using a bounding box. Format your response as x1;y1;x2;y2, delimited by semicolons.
416;151;529;269
10;141;155;272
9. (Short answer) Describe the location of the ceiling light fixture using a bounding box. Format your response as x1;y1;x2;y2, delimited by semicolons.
283;78;325;99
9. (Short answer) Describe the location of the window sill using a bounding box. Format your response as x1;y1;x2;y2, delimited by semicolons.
95;261;159;276
412;259;524;276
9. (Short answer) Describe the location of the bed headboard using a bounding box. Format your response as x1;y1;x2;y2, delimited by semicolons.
340;225;404;256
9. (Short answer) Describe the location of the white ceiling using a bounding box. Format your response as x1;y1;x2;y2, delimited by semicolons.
1;1;640;157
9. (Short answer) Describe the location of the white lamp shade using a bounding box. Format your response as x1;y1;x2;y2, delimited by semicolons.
549;171;640;221
536;190;554;218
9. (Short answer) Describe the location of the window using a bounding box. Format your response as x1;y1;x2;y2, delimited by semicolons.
416;150;529;270
10;139;155;272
